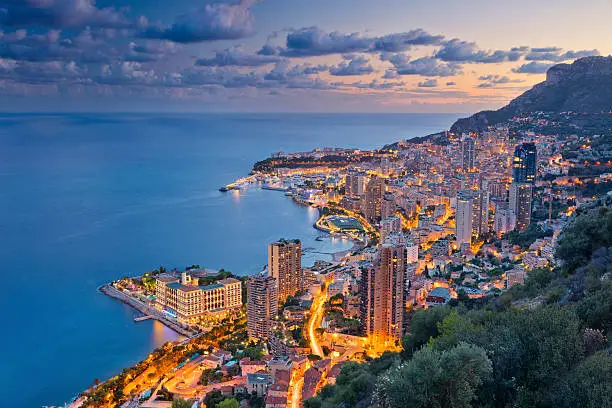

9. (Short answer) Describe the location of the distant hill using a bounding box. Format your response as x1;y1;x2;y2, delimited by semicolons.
451;56;612;133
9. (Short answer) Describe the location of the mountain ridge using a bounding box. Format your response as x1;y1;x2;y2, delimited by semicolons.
451;56;612;133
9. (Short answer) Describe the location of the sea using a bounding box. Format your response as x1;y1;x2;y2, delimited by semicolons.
0;113;459;407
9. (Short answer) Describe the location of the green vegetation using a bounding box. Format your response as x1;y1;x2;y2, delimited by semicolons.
504;223;553;250
555;206;612;271
172;397;192;408
307;204;612;408
217;398;240;408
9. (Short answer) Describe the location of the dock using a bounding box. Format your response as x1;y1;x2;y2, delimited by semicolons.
99;284;196;337
134;313;153;322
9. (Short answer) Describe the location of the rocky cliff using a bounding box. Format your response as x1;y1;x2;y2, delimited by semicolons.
451;56;612;133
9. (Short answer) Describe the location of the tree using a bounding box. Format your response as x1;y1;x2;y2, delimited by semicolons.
204;391;225;408
172;397;192;408
375;343;492;408
217;398;240;408
401;306;452;358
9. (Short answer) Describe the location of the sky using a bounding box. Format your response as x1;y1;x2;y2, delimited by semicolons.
0;0;610;113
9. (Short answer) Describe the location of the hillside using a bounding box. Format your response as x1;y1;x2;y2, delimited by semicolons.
305;197;612;408
451;56;612;133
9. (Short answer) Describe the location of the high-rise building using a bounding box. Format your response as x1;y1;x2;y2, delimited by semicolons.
494;208;516;235
509;182;533;231
460;135;475;172
381;194;397;220
360;244;407;346
363;176;386;224
345;171;366;197
513;143;537;183
247;273;278;341
380;215;402;243
473;187;489;238
268;239;302;303
455;191;474;245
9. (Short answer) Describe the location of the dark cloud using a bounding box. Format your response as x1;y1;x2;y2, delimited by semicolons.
418;78;438;87
329;54;374;76
140;0;259;43
446;81;456;86
264;61;328;81
347;80;406;90
562;49;599;60
196;45;282;67
282;27;372;57
388;56;462;77
279;26;444;57
477;74;523;88
0;0;133;29
525;48;599;61
257;43;283;56
370;29;445;52
435;39;524;63
0;28;118;63
125;41;180;62
512;61;554;74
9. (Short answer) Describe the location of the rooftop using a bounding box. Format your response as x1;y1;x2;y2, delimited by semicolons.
200;283;224;291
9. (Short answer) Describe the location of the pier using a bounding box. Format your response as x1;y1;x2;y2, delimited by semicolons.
99;284;196;337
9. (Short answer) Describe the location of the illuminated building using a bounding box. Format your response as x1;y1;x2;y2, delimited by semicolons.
247;273;278;341
461;135;475;172
472;188;489;238
455;191;474;245
380;215;402;243
363;176;386;224
268;239;302;304
381;194;397;220
345;171;366;197
509;182;533;231
154;273;242;323
360;244;407;346
406;242;419;263
494;208;516;235
513;143;537;183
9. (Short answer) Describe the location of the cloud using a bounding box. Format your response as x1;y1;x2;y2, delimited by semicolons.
257;43;283;56
477;74;522;86
0;0;133;29
329;54;374;76
446;81;456;86
512;61;554;74
435;39;524;63
282;27;372;57
279;26;444;57
0;28;118;63
196;45;282;67
264;61;328;81
347;80;406;90
370;29;445;52
126;41;180;62
562;49;599;60
140;0;259;43
418;78;438;87
525;48;599;62
388;56;462;77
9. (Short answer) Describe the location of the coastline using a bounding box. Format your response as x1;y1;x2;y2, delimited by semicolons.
98;284;194;338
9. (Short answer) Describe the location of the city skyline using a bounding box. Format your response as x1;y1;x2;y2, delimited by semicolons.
0;0;610;112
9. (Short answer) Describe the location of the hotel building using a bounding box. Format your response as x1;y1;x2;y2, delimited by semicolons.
154;274;242;323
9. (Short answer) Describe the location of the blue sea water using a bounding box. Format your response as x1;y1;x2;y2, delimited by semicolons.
0;113;459;407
